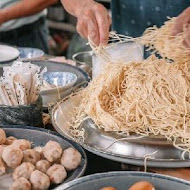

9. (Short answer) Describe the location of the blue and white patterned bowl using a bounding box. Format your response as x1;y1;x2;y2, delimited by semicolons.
18;47;44;60
40;72;78;107
43;72;77;88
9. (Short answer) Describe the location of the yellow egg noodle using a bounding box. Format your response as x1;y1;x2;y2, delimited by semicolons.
141;17;190;63
66;18;190;155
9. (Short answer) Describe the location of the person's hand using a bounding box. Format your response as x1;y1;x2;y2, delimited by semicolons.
61;0;111;46
172;7;190;48
75;1;111;46
0;10;6;25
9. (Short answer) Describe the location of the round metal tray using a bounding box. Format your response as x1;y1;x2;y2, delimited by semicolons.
51;94;190;168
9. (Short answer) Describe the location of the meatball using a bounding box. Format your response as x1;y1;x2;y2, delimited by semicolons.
36;160;50;173
33;146;44;159
43;141;62;162
5;136;17;145
46;164;67;184
60;147;81;171
0;158;6;176
0;128;6;144
12;139;31;151
13;162;35;180
30;170;50;190
10;177;31;190
2;146;23;168
0;145;7;157
0;145;3;157
22;149;41;165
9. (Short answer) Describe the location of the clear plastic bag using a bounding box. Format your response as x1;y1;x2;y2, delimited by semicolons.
92;42;144;78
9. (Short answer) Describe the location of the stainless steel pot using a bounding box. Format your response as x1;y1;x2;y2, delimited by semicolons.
72;51;92;75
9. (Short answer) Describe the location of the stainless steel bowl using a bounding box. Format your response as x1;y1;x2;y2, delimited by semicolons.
72;51;92;75
72;51;92;66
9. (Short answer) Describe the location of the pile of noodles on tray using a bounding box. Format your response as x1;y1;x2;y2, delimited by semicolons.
67;18;190;154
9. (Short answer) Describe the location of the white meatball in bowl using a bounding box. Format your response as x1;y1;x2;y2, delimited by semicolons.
0;158;6;176
36;160;50;173
43;141;62;162
0;129;6;144
13;162;35;180
30;170;50;190
22;149;41;165
12;139;31;151
0;145;7;158
2;146;23;168
60;147;81;171
46;164;67;184
33;146;44;159
5;136;17;145
10;177;31;190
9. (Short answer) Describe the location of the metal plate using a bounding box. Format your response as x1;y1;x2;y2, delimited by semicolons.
55;171;190;190
51;94;190;168
0;45;19;63
0;126;87;190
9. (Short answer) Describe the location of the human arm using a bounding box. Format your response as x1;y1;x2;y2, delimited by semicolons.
172;7;190;47
0;0;58;25
61;0;111;45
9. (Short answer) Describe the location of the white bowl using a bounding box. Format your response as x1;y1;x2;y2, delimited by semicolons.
0;45;19;63
40;72;77;107
18;47;44;60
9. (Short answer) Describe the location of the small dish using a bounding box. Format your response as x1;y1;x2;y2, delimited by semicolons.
40;72;77;107
43;72;77;90
18;47;44;60
72;51;92;66
0;45;19;63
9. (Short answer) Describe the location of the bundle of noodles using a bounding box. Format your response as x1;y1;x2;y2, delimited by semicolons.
70;55;190;152
140;17;190;63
